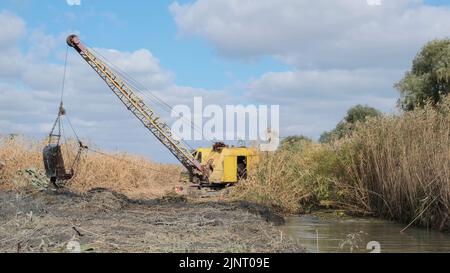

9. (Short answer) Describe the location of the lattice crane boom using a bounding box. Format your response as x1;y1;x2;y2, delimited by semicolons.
66;35;204;179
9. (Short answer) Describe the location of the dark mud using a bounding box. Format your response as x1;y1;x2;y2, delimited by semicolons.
0;188;305;253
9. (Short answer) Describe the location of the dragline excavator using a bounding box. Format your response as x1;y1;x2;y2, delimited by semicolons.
54;34;258;186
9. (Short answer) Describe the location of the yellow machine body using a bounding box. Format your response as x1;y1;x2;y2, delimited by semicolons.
192;147;259;184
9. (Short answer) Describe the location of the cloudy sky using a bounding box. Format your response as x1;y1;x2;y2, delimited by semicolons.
1;0;449;163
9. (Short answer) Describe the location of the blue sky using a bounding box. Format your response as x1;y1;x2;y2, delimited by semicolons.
2;0;288;90
8;0;446;91
1;0;450;163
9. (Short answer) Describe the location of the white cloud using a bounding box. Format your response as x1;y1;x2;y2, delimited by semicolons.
0;11;228;162
367;0;382;6
0;11;26;78
244;69;399;137
66;0;81;6
246;69;402;102
3;2;448;161
0;10;25;49
169;0;450;138
170;0;450;69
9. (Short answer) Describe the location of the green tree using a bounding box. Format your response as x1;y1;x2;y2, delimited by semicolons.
280;135;312;150
396;39;450;111
319;105;381;143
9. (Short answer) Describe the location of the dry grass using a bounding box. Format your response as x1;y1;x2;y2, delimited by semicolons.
0;136;182;199
232;140;338;214
340;97;450;230
0;137;43;192
233;96;450;231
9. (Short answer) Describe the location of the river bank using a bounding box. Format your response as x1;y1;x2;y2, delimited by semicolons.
0;188;305;253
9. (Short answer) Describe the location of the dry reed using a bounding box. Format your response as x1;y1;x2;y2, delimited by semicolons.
341;97;450;230
233;97;450;231
0;136;181;199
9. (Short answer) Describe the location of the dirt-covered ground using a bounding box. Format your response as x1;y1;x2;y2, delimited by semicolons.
0;187;305;253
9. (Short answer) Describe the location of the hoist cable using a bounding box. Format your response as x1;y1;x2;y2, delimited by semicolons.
65;115;81;144
60;46;69;104
46;43;183;179
85;46;196;149
48;46;70;145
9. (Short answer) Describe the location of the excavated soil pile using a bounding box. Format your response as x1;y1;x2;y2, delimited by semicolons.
0;188;305;253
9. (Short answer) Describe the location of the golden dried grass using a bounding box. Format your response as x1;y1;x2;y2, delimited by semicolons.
233;96;450;230
0;136;182;199
231;140;337;213
341;96;450;230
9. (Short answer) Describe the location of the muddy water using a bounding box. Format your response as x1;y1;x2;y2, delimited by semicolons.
281;212;450;253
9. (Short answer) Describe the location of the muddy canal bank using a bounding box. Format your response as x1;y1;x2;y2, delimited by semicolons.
0;188;305;253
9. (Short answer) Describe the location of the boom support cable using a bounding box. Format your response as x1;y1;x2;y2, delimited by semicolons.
86;45;212;145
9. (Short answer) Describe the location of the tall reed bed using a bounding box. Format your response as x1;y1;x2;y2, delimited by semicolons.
234;97;450;230
232;140;339;213
341;97;450;230
0;136;181;198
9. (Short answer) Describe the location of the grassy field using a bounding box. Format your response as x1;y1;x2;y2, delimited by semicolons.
0;136;181;199
233;96;450;231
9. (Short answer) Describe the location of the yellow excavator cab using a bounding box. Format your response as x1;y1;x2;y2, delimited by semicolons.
193;145;259;184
